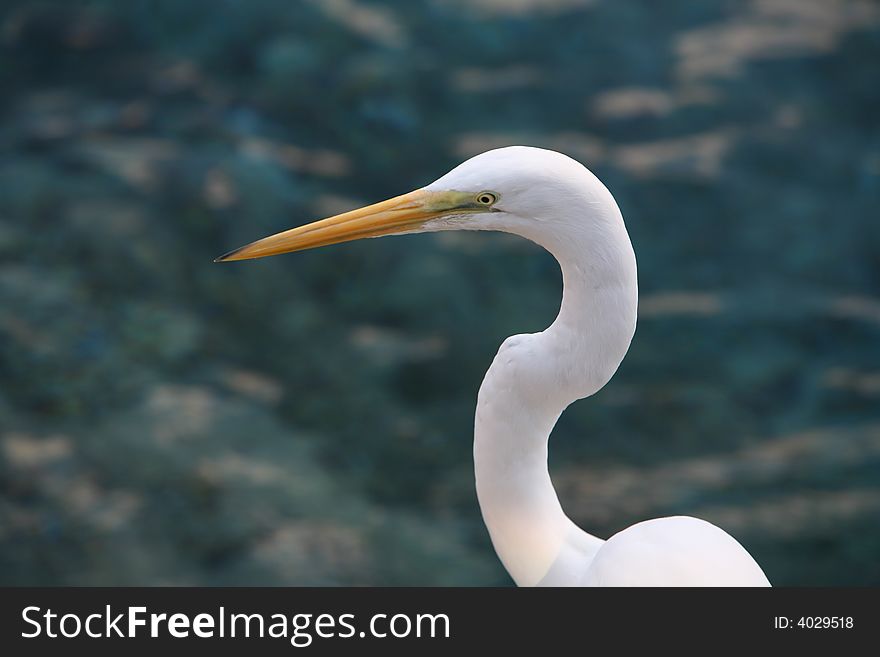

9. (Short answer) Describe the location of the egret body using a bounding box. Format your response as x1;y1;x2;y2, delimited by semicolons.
217;146;770;587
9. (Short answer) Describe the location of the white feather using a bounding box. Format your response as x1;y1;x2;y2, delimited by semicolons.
424;146;770;587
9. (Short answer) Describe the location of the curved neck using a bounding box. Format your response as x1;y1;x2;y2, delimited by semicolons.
474;205;637;586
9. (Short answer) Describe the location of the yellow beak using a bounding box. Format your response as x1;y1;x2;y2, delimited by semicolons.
215;189;481;262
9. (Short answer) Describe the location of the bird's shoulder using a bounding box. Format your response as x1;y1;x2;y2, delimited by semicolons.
581;516;770;586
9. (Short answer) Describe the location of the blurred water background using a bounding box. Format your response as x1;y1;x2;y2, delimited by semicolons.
1;0;879;585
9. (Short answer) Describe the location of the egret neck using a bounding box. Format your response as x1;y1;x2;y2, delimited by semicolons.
473;193;638;587
209;146;767;587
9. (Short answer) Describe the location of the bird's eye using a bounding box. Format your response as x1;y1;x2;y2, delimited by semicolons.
476;192;497;205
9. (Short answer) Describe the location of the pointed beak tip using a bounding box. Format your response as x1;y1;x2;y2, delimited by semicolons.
214;248;243;263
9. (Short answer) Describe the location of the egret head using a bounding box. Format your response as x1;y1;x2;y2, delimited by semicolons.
215;146;616;262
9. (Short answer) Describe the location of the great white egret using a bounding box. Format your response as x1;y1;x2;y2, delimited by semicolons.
217;146;770;586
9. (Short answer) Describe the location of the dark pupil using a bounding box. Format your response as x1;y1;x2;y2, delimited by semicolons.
480;195;492;204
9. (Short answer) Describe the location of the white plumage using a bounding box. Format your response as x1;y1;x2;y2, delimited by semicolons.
218;146;771;587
